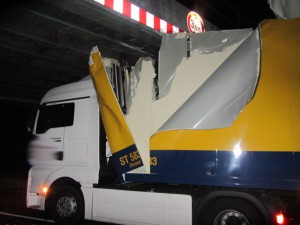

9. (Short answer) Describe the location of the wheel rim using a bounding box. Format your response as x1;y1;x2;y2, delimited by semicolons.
56;194;77;218
214;209;250;225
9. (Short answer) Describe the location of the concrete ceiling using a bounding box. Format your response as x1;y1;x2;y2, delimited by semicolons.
0;0;163;104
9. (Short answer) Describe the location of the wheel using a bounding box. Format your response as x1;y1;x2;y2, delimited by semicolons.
49;185;84;225
201;198;266;225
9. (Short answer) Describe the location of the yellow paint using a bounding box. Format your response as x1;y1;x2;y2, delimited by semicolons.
151;19;300;152
89;48;135;153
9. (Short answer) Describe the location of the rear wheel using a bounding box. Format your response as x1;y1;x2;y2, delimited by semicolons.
201;198;265;225
50;185;84;225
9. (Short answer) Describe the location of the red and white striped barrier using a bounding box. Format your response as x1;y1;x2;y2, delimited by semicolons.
94;0;184;33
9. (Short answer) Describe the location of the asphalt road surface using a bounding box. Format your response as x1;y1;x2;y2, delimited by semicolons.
0;183;52;225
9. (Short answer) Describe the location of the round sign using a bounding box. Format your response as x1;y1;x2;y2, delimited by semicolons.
187;11;205;33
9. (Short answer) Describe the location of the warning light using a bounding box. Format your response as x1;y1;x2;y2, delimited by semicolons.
275;213;285;225
42;186;48;194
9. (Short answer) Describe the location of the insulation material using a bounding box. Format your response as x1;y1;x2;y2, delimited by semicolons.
125;58;156;172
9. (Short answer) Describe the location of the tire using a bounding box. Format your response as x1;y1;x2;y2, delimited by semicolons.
50;185;84;225
201;198;265;225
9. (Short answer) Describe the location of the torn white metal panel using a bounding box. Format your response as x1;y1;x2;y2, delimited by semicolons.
190;29;253;53
122;28;260;173
158;33;187;99
158;29;253;98
268;0;300;18
159;29;260;131
153;29;253;132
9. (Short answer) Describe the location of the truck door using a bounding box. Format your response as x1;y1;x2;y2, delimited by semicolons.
29;102;74;164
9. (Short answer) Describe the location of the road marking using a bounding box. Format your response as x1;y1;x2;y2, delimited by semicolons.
0;211;55;223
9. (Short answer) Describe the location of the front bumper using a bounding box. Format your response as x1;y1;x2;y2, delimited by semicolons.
26;192;45;210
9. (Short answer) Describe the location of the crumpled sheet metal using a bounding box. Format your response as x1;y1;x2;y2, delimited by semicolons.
158;29;253;98
89;47;145;174
268;0;300;19
159;28;260;131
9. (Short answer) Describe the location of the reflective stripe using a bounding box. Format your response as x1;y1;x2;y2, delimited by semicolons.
93;0;184;33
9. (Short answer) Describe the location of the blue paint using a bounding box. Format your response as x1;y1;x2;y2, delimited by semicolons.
126;150;300;191
217;151;253;178
252;152;294;179
151;150;216;175
295;152;300;179
113;144;144;174
125;172;300;191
